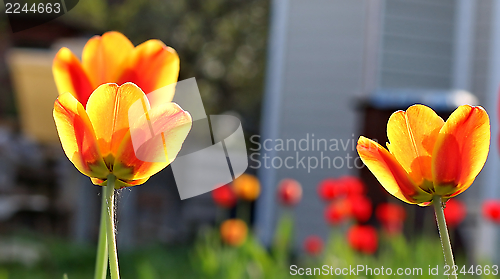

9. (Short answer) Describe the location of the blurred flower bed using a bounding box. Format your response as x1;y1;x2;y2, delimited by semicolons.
3;174;498;278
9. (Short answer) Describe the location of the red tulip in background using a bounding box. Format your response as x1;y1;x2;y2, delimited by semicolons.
483;200;500;223
324;198;351;225
277;179;302;206
443;199;467;228
212;184;237;208
376;203;406;234
347;225;378;254
320;176;373;225
340;176;365;196
303;235;323;256
318;178;341;201
349;195;372;223
318;176;366;202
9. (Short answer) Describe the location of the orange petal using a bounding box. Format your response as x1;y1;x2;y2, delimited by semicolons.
357;136;433;204
85;83;147;165
82;31;134;88
53;93;109;178
117;39;180;103
432;105;490;196
386;105;444;186
91;177;149;189
52;47;94;106
112;102;192;181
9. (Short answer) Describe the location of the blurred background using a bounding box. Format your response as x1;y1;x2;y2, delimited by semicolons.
0;0;500;278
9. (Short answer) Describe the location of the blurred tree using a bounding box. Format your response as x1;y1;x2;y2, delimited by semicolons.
0;13;16;117
68;0;269;134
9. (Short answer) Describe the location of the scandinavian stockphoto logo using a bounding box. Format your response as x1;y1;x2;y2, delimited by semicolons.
128;78;248;200
4;0;79;32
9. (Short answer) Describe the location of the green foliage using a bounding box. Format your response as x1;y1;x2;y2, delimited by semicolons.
192;227;286;279
272;213;294;266
1;234;197;279
136;261;157;279
0;269;8;279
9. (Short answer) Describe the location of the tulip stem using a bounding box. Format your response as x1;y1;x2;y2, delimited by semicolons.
94;186;109;279
106;174;120;279
433;196;457;279
237;201;251;224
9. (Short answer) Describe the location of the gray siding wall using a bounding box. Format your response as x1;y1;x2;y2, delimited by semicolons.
469;0;497;261
471;0;493;100
380;0;456;88
256;0;367;247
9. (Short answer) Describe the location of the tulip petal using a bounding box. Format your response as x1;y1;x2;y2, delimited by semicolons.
53;48;94;106
118;39;180;104
91;177;149;188
82;31;134;88
112;102;192;182
357;136;433;204
433;105;490;196
86;83;148;165
387;105;444;186
53;93;109;178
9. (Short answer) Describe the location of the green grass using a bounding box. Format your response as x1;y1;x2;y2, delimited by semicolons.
0;234;198;279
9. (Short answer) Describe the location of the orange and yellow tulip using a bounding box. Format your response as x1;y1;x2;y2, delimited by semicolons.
357;104;490;205
53;31;179;107
53;32;191;188
232;174;261;201
53;83;192;188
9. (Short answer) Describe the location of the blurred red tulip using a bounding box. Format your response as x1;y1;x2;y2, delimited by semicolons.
212;184;237;208
318;178;342;201
376;203;406;234
324;198;351;225
347;225;378;254
277;179;302;206
303;235;323;256
483;200;500;223
444;198;467;228
339;176;365;196
349;195;372;223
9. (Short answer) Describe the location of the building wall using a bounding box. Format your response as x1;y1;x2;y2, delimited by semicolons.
470;0;500;261
256;0;367;246
471;0;493;100
380;0;456;89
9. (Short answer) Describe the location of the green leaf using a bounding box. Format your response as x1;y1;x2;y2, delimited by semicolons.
271;213;294;264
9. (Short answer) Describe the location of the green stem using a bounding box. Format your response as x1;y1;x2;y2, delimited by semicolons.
433;196;457;279
106;174;120;279
215;206;227;226
237;201;251;224
94;186;109;279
